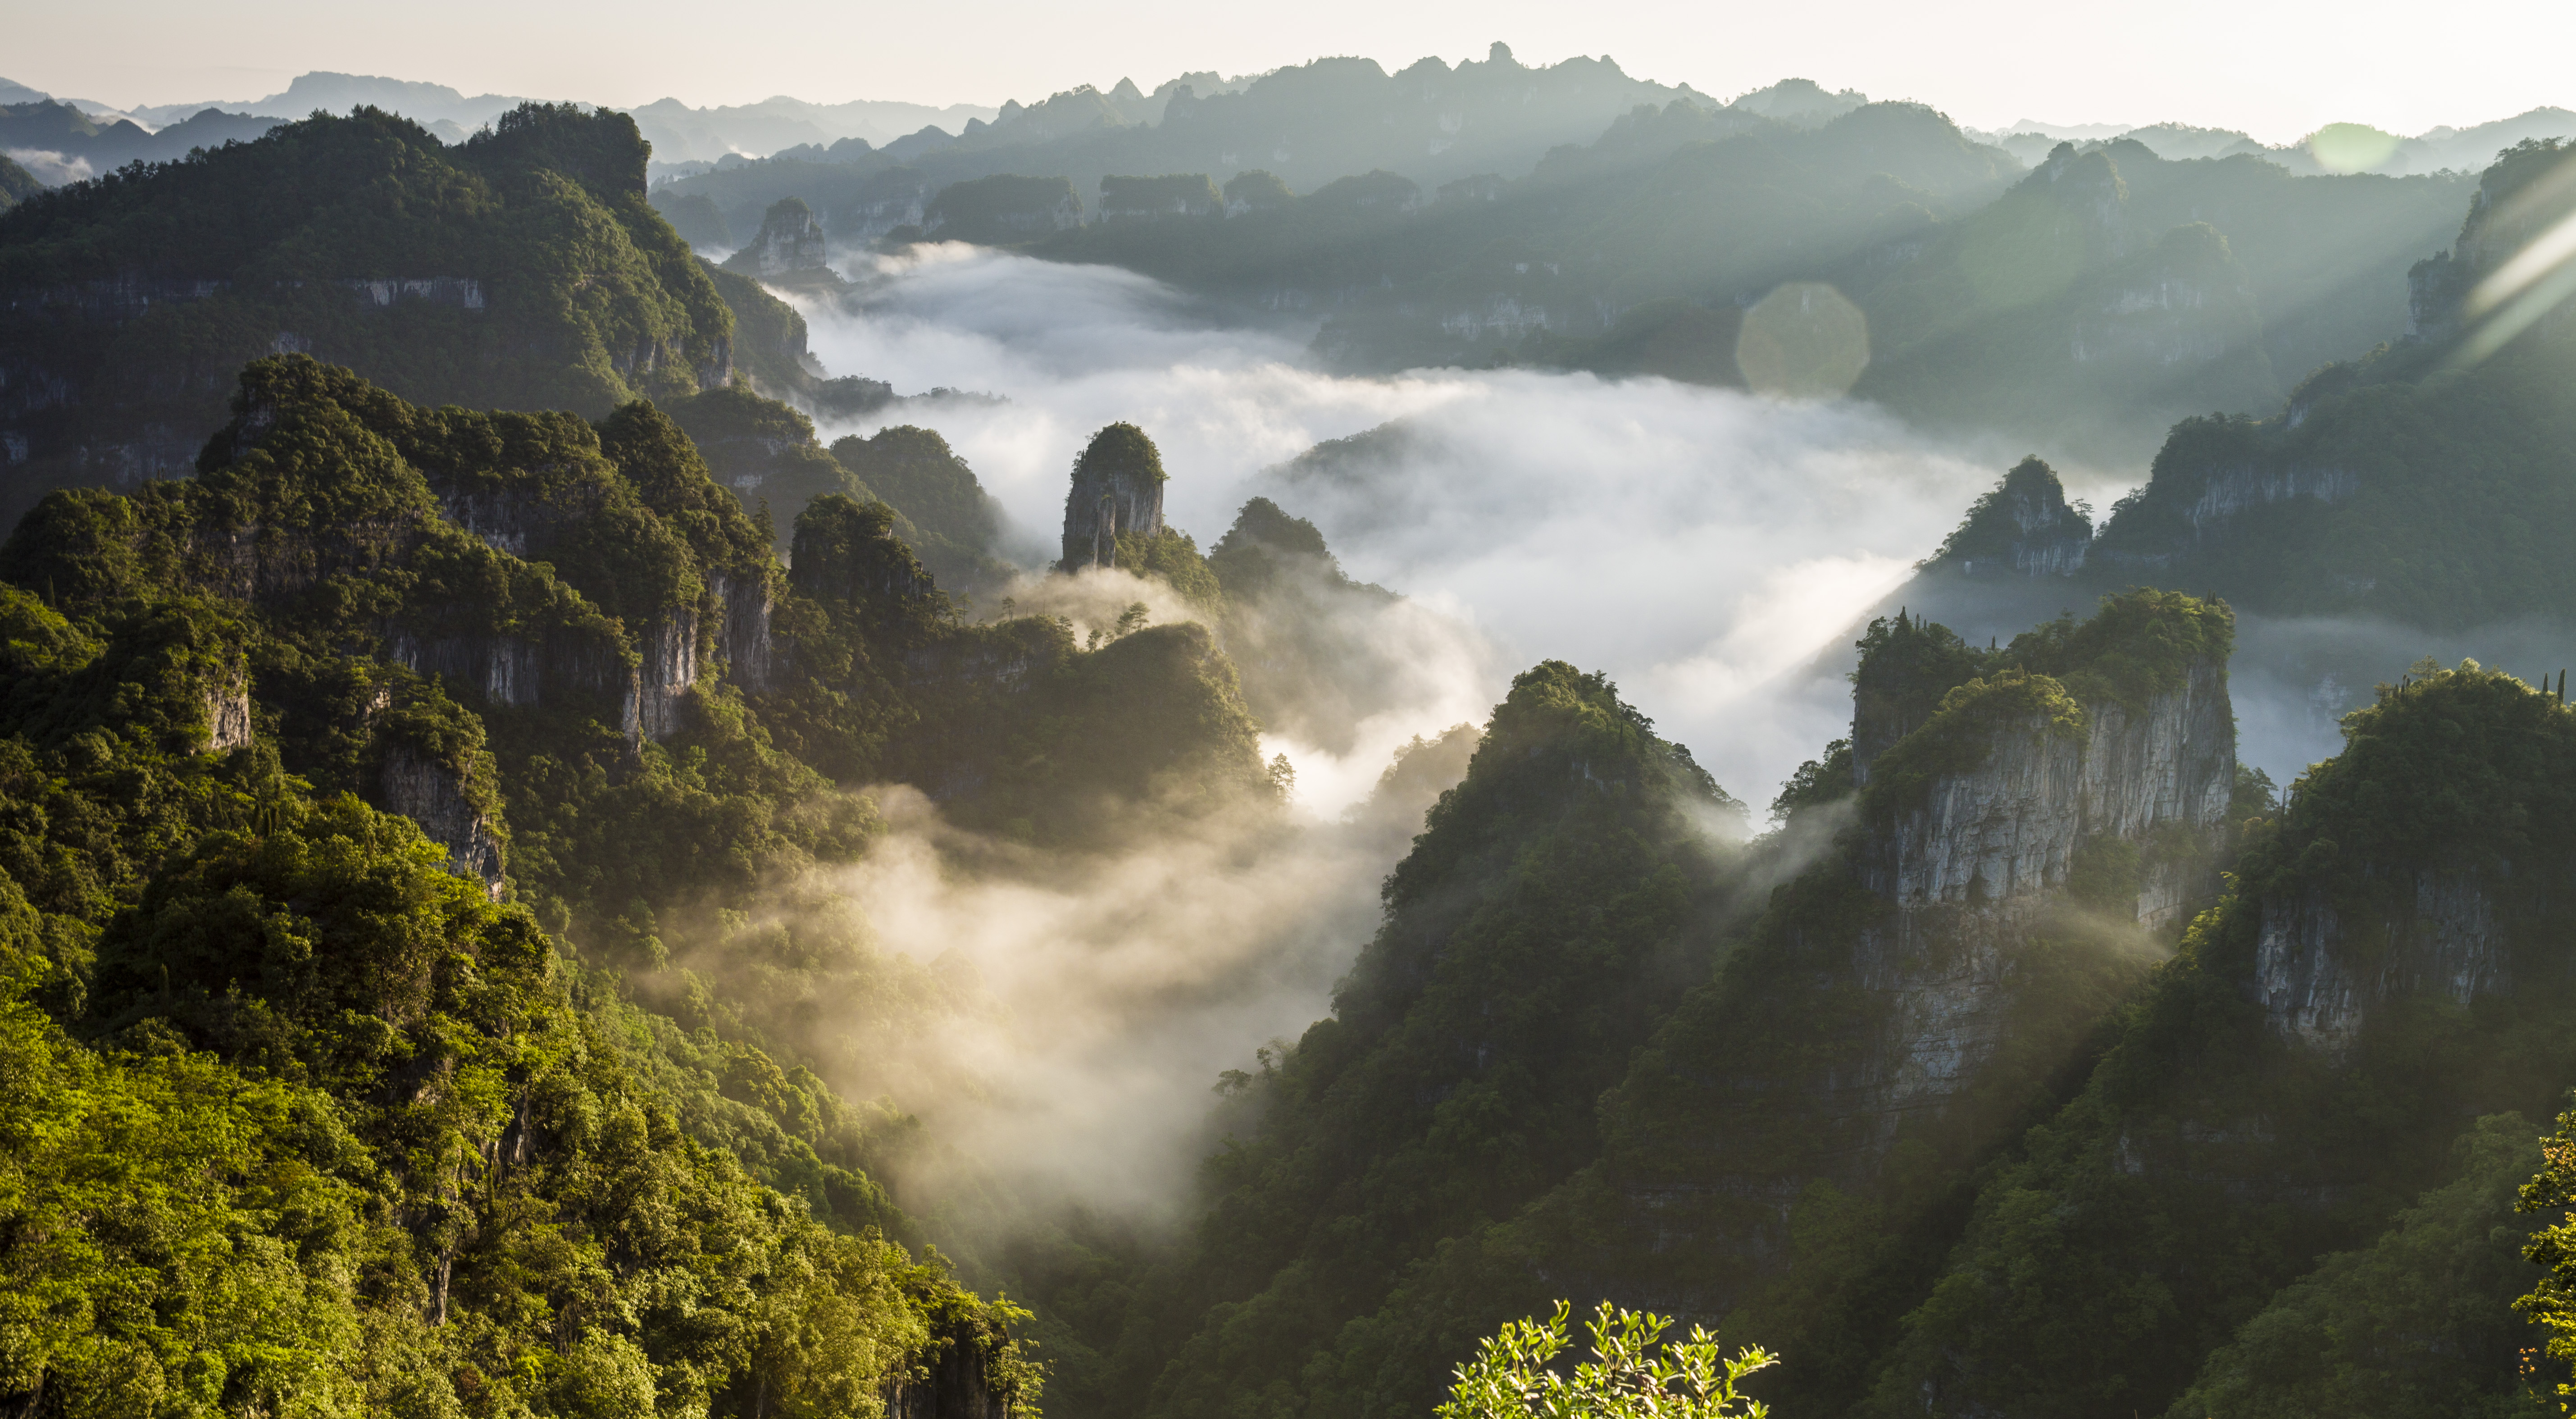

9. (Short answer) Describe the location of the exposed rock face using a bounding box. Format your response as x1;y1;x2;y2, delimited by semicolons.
631;609;699;740
1601;598;2236;1315
1865;658;2235;910
1058;422;1166;570
1929;456;2094;579
378;744;505;899
202;673;253;752
879;1332;1013;1419
727;198;829;279
2255;870;2509;1053
711;569;774;692
1851;656;2233;1136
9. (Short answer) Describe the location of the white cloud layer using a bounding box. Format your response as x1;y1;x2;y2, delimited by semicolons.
796;244;2006;811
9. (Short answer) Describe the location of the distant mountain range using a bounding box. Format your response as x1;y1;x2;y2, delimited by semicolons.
7;63;2569;192
1971;107;2576;175
0;70;1000;177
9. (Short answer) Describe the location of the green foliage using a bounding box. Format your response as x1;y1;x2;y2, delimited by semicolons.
1112;528;1221;611
1767;738;1852;823
1926;456;2093;568
1123;662;1746;1418
1862;666;2087;815
1074;421;1168;485
0;104;738;529
0;154;36;213
1437;1301;1775;1419
1857;665;2576;1418
829;426;1007;593
2172;1113;2549;1419
0;354;1313;1416
2080;146;2576;625
664;385;854;546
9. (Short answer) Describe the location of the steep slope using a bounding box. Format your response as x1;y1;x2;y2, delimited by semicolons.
0;349;1310;1412
1092;664;1749;1418
1900;139;2576;634
1850;138;2469;457
0;402;1044;1414
0;104;736;528
1866;661;2576;1417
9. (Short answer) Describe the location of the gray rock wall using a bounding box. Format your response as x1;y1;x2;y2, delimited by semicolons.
378;744;505;899
2255;868;2510;1053
1850;654;2234;1144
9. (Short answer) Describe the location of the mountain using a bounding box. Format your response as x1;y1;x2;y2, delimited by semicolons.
1070;658;1751;1417
0;103;740;530
1844;137;2471;457
1893;138;2576;653
0;153;37;211
1067;581;2575;1419
1029;97;2018;376
0;98;288;172
0;352;1216;1414
646;44;1719;246
1973;105;2576;176
1861;657;2576;1418
116;71;526;131
628;94;1002;165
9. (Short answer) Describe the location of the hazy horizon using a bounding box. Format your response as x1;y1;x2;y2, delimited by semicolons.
13;0;2571;148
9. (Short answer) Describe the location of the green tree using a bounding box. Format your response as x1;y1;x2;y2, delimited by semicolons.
1438;1301;1775;1419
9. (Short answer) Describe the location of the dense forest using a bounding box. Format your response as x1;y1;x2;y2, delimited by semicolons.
5;51;2576;1419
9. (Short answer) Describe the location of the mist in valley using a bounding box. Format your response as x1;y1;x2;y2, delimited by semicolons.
757;238;2576;1250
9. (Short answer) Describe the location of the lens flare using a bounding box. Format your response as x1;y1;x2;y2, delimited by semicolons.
1734;282;1871;399
2305;122;2401;174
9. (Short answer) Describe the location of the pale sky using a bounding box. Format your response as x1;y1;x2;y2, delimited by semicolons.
14;0;2571;145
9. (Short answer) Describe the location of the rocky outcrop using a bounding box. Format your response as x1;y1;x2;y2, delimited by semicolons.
630;609;698;740
879;1337;1014;1419
710;569;774;692
1058;422;1166;570
724;198;829;279
1851;653;2233;1136
1099;173;1221;221
2254;869;2509;1053
202;670;254;752
1926;456;2094;579
1595;596;2238;1317
378;744;505;899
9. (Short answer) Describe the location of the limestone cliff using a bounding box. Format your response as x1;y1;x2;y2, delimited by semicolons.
720;197;832;281
378;742;506;899
1589;592;2236;1317
1057;422;1166;570
1918;456;2094;581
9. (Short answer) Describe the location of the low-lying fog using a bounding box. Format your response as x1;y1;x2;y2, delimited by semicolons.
768;241;2576;1224
794;242;2048;814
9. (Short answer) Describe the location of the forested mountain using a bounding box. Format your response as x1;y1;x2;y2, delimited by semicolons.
0;104;747;528
11;38;2576;1419
0;99;287;173
0;351;1323;1412
687;83;2467;460
1034;589;2575;1419
1898;138;2576;641
1843;138;2467;454
647;45;1720;243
